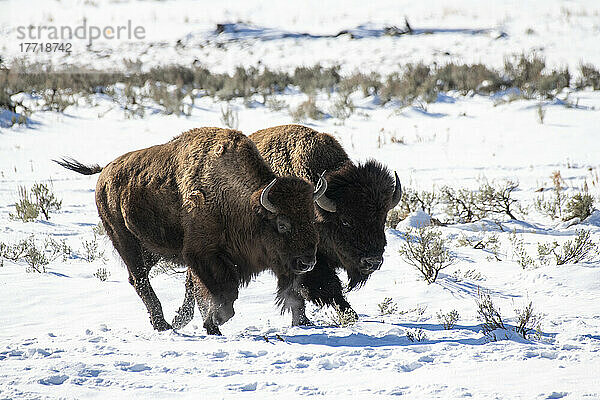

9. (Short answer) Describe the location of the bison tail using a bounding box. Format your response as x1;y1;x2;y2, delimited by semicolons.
53;157;103;175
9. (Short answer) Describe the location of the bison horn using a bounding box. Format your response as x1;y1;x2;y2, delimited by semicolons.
390;171;402;209
260;178;278;214
314;171;337;213
313;172;328;200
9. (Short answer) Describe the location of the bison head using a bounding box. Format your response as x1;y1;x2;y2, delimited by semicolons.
314;160;401;288
253;176;326;275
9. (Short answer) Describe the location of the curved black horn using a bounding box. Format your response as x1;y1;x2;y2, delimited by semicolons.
390;171;402;209
315;171;337;213
260;178;278;213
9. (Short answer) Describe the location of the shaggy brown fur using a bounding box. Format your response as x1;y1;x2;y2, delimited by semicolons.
56;127;320;334
249;124;401;322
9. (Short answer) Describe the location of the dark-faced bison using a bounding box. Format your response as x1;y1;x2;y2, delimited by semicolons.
56;127;327;334
249;124;401;322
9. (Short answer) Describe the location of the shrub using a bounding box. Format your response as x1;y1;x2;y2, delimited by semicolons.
120;83;146;118
31;182;62;220
149;82;188;116
10;183;61;222
254;67;291;103
93;267;111;281
514;301;542;339
450;268;484;282
329;95;354;120
1;236;72;272
406;328;427;342
441;186;480;223
41;88;76;112
0;238;29;261
457;233;499;251
23;243;49;273
504;53;569;98
437;310;460;330
92;222;106;236
385;209;403;228
563;193;594;221
292;64;341;95
576;63;600;90
2;57;597;124
290;97;324;122
534;171;567;219
265;97;287;112
509;231;535;269
476;291;505;334
11;186;40;222
537;229;597;265
537;103;546;124
400;188;438;216
2;236;49;273
326;303;358;327
378;297;398;315
81;233;105;262
399;227;454;284
219;103;239;129
342;71;382;97
381;63;437;105
44;237;72;262
475;180;520;220
436;62;504;95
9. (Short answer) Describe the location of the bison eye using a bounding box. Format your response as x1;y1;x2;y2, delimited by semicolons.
276;217;291;233
340;218;352;228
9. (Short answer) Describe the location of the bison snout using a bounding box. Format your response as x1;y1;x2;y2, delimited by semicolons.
360;256;383;274
293;255;317;274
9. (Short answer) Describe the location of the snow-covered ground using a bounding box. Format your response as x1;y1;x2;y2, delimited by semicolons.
2;1;600;398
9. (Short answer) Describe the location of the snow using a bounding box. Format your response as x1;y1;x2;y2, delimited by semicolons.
2;0;600;398
397;211;432;229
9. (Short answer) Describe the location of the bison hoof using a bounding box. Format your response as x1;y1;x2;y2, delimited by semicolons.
204;322;223;336
293;315;314;327
152;319;172;332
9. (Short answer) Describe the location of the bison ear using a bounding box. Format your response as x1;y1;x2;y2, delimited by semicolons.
389;171;402;210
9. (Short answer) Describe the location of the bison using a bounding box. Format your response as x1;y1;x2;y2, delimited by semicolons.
56;127;328;334
249;124;401;322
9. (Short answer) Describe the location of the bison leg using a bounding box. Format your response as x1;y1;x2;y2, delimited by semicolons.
184;253;239;335
109;229;171;331
187;273;222;335
276;275;312;326
299;253;358;320
171;269;196;330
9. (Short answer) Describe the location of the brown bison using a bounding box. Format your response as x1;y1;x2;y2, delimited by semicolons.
56;127;327;335
249;124;401;322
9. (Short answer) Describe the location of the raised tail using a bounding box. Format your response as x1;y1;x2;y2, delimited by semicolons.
53;157;103;175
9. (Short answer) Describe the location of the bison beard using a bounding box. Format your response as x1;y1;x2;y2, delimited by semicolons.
249;124;401;323
56;127;324;335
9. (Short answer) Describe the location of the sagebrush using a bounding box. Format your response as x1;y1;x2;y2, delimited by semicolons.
378;297;398;315
538;229;597;265
476;291;505;334
10;183;61;222
514;301;542;339
437;310;460;330
399;227;454;284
